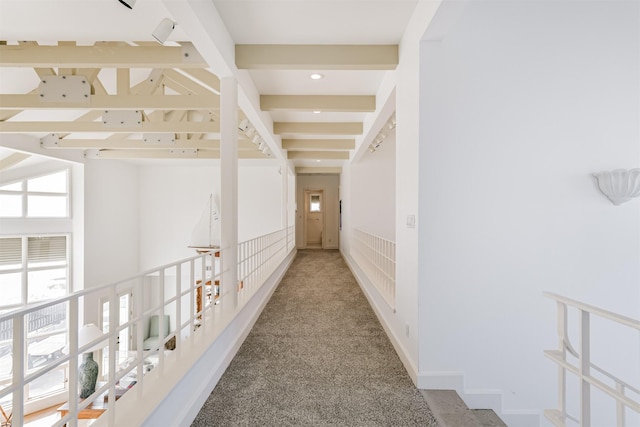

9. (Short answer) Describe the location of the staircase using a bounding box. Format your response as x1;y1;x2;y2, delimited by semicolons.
420;390;507;427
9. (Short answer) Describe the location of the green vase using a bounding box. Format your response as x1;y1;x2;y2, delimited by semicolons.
79;353;98;399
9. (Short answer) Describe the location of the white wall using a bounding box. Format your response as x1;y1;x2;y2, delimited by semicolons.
350;131;396;241
339;166;351;255
238;162;283;242
138;162;220;270
417;1;640;424
138;160;283;270
296;174;340;249
84;160;140;323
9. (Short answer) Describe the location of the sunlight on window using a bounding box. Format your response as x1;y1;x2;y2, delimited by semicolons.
0;195;22;217
27;171;67;193
0;343;12;378
0;273;22;306
27;195;67;217
28;269;67;303
0;182;22;191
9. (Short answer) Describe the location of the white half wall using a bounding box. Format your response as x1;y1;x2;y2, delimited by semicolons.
417;1;640;425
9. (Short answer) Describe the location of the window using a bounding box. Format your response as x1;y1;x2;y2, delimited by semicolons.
0;235;69;310
0;168;72;407
0;170;69;218
310;194;321;212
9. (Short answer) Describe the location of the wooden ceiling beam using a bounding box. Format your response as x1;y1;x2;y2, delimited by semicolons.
162;69;219;97
0;121;219;133
0;94;219;110
287;151;350;160
178;69;221;94
0;43;207;68
236;45;398;70
261;95;375;112
274;122;362;135
295;167;342;174
46;138;255;150
0;152;30;171
282;139;355;150
85;149;266;160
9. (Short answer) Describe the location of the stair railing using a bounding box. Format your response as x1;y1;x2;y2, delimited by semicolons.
544;292;640;427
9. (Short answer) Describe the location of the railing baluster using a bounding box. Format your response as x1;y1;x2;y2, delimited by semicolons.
616;383;625;427
579;310;591;427
545;293;640;427
0;228;294;425
350;228;396;309
11;311;24;426
108;286;118;426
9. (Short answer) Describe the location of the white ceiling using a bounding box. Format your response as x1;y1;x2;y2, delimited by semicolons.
0;0;417;173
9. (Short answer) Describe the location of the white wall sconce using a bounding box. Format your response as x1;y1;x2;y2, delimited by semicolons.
593;168;640;205
152;18;176;44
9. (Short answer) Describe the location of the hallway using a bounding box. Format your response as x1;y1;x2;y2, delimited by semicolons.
192;250;437;426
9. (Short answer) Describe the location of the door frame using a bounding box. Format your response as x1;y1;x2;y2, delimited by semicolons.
303;188;325;249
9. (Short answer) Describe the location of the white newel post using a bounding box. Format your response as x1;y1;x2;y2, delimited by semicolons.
220;76;239;312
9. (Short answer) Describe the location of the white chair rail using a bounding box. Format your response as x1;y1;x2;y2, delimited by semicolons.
350;228;396;309
0;226;294;427
544;292;640;427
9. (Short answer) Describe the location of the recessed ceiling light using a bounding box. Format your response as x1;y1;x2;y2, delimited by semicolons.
313;110;321;114
310;73;324;80
316;159;321;163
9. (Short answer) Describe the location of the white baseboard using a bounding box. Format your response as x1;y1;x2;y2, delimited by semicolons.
341;250;419;384
342;250;540;427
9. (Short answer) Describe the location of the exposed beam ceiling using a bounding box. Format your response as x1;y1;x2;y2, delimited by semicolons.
296;167;343;174
0;43;207;68
0;41;272;162
0;94;219;110
260;95;375;112
282;139;354;151
85;149;266;160
0;152;31;171
235;45;398;70
274;122;363;135
45;139;255;150
287;151;349;160
0;121;219;134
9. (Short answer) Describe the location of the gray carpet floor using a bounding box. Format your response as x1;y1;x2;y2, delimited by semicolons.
191;249;438;427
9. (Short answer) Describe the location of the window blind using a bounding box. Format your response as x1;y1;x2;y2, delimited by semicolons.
0;237;21;266
27;236;67;264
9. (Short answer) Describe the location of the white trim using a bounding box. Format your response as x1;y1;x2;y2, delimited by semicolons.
341;249;418;384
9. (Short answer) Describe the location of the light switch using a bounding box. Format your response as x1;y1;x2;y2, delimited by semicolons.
406;214;416;228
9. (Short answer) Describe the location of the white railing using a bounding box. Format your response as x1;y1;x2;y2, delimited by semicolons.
544;292;640;427
0;226;294;426
350;228;396;309
237;226;294;306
